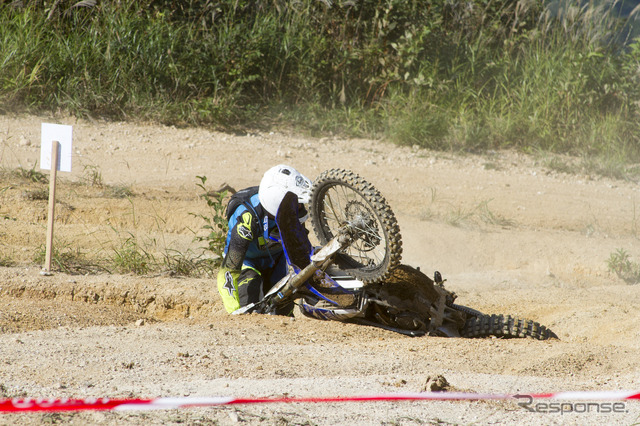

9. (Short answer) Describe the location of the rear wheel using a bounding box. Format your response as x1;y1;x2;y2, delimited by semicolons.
310;169;402;283
461;314;558;340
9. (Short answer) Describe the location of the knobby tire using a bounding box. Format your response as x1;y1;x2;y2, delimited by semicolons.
310;169;402;283
461;314;558;340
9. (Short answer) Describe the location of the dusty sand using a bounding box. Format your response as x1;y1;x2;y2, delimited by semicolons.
0;114;639;425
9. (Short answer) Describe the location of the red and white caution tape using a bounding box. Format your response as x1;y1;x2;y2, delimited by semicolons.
1;391;639;413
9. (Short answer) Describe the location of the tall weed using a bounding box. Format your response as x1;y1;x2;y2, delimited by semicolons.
192;176;230;264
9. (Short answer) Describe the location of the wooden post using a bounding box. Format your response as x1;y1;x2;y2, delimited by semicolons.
42;140;60;275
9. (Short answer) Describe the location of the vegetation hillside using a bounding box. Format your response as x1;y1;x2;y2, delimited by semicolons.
2;0;640;174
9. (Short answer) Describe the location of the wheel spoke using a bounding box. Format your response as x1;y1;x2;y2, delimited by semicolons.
319;184;388;270
310;169;402;283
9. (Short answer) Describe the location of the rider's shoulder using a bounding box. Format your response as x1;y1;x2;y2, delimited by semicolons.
227;186;266;224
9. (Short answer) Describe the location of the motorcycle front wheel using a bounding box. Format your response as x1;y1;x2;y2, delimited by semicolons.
310;169;402;283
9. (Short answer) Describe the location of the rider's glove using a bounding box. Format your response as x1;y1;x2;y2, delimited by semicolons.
217;267;241;313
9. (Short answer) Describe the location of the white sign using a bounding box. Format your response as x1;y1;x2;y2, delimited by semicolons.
40;123;73;172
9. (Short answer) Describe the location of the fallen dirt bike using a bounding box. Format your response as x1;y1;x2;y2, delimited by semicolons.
235;169;557;340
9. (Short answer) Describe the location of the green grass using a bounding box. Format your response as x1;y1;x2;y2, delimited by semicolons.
607;248;640;284
162;248;216;277
8;165;48;184
2;1;640;172
33;241;105;275
111;235;154;275
106;185;134;199
80;165;104;188
0;255;16;267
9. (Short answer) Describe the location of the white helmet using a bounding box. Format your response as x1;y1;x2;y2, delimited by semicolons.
258;164;312;217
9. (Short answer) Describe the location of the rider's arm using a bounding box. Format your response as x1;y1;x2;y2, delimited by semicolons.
217;211;254;313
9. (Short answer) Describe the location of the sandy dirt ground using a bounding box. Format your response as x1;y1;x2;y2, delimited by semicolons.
0;113;639;425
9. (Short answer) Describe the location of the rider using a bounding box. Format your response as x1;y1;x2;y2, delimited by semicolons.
216;164;313;313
